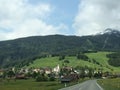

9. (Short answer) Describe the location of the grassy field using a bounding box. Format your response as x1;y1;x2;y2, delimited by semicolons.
0;79;63;90
27;52;120;72
86;52;120;72
98;78;120;90
0;78;88;90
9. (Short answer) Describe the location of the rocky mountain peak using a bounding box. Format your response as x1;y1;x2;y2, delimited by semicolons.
103;28;120;35
98;28;120;36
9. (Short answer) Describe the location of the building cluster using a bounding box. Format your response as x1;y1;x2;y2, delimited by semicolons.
0;65;120;82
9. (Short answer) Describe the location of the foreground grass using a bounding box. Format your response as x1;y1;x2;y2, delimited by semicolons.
98;78;120;90
0;78;88;90
0;79;64;90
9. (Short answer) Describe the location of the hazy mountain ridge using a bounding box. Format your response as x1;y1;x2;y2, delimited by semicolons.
0;29;120;68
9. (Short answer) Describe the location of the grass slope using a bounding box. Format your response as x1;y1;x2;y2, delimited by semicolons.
27;52;120;72
98;78;120;90
86;52;120;72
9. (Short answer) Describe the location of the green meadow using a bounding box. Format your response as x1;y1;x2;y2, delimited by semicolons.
27;52;120;72
98;78;120;90
0;78;89;90
0;79;63;90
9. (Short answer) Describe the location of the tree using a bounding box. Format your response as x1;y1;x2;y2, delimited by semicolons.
59;55;65;60
88;69;93;78
94;71;102;78
77;54;89;61
80;68;85;79
32;71;39;78
36;74;48;82
7;70;15;78
49;76;55;81
64;60;70;63
107;52;120;67
62;60;70;66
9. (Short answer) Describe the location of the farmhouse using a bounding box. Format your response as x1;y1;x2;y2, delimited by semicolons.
15;73;27;79
44;67;52;74
60;73;79;83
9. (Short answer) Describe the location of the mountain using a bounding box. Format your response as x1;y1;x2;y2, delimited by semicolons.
96;28;120;50
0;29;120;68
101;28;120;35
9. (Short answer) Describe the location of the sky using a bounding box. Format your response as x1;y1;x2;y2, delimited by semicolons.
0;0;120;40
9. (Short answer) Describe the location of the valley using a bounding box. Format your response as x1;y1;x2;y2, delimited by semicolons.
0;30;120;90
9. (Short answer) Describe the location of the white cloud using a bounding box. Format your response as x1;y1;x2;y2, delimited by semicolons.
6;19;66;39
0;0;67;40
73;0;120;36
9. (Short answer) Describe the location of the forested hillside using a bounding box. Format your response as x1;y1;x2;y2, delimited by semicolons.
107;52;120;67
0;29;120;68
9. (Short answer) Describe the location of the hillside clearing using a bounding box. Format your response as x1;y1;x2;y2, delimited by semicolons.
27;52;120;72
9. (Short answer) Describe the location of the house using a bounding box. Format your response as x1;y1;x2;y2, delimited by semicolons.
19;68;25;73
60;73;79;83
0;69;4;76
33;68;40;73
61;66;73;72
53;64;60;74
44;67;52;74
39;68;45;74
15;73;27;79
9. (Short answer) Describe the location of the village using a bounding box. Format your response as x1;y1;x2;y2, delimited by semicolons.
0;64;119;83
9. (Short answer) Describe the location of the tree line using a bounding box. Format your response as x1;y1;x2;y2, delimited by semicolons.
107;52;120;67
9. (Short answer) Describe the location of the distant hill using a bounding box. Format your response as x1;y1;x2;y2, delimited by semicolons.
0;28;120;68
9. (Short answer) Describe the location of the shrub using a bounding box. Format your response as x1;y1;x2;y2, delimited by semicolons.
36;74;48;82
59;55;65;60
49;76;55;81
77;54;89;61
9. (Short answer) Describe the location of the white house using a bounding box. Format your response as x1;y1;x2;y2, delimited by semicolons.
53;64;60;74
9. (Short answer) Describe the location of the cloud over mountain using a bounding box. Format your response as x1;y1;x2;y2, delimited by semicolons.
0;0;67;40
73;0;120;36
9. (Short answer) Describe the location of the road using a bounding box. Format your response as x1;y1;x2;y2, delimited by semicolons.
59;80;103;90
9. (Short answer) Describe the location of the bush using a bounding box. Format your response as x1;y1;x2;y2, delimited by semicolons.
36;74;48;82
49;76;55;81
64;60;70;63
77;54;89;61
59;55;65;60
32;72;39;78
